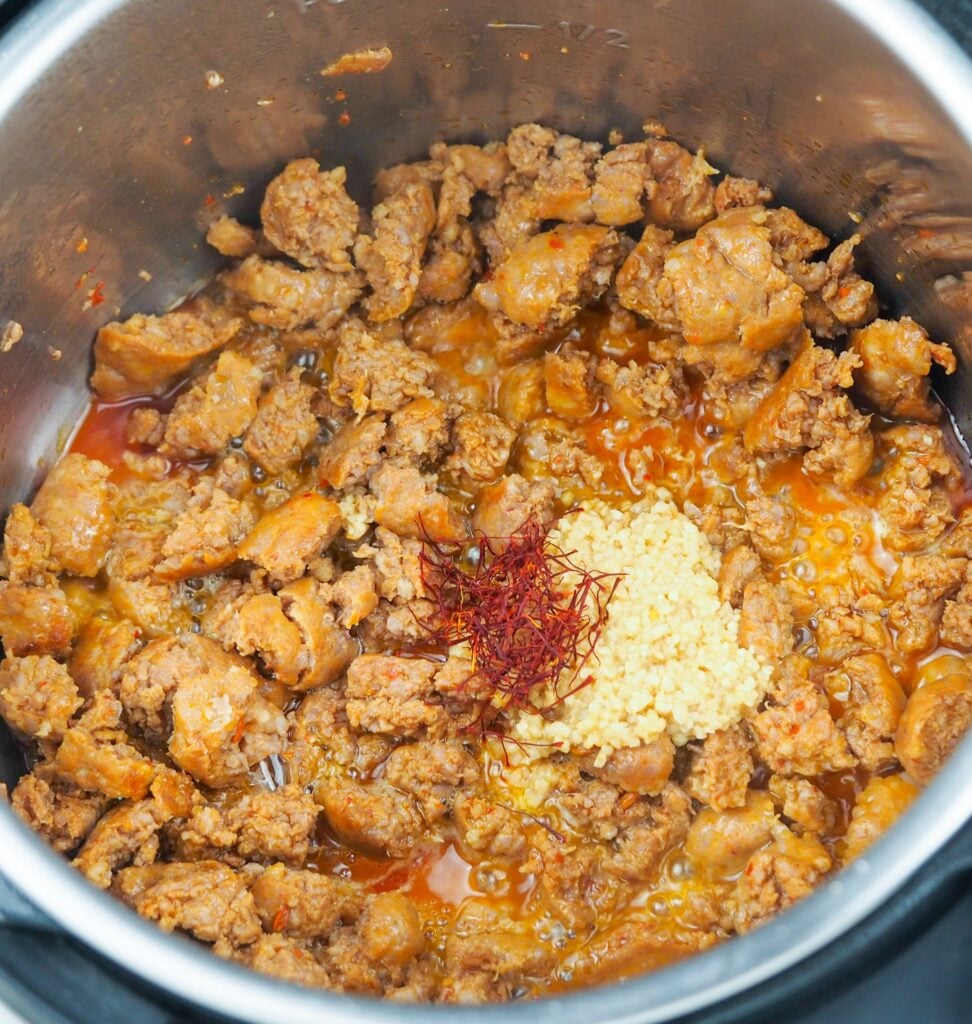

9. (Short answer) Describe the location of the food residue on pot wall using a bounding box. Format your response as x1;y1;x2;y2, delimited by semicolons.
0;321;23;353
320;45;393;76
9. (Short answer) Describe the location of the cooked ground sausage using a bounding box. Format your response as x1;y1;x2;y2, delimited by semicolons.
2;121;969;1004
90;310;242;400
895;675;972;785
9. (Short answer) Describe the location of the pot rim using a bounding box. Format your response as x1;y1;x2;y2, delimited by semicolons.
1;0;971;1021
2;738;971;1024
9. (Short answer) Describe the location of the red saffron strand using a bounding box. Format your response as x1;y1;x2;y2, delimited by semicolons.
417;517;621;718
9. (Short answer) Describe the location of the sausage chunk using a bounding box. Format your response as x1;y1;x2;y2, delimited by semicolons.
663;207;805;352
751;656;856;776
160;352;263;459
10;769;107;853
73;798;168;889
876;425;960;552
850;317;955;422
579;736;675;797
70;617;143;699
738;576;794;666
250;863;361;938
615;224;679;330
835;654;907;770
743;338;874;489
895;674;972;785
447;412;515;484
1;504;55;585
684;724;754;810
154;486;256;583
243;368;320;476
222;255;363;331
355;182;437;322
383;740;477;823
595;351;684;421
685;791;775;879
471;474;555;549
385;398;451;467
0;655;81;741
118;634;286;785
370;463;466;543
318;776;425;858
90;310;241;400
318;415;387;490
238;493;342;584
115;860;262;947
345;655;448;738
260;158;359;271
169;657;287;787
359;892;424;969
205;216;259;258
445;901;557;980
204;590;305;688
474;224;621;330
726;830;831;933
53;692;157;800
0;582;74;658
842;775;918;859
277;577;358;691
328;320;437;418
30;454;114;577
591;142;654;226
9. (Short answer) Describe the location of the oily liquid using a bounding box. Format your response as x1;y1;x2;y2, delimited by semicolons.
68;305;972;992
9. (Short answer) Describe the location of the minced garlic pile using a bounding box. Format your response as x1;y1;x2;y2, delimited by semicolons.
511;496;772;763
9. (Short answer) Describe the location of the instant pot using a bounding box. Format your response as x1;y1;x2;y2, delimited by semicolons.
1;0;972;1021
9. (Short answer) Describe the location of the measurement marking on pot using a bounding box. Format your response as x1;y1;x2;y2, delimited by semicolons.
605;28;630;49
560;22;596;42
295;0;350;11
488;21;630;49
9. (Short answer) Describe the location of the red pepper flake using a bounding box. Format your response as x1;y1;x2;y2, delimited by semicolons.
82;281;106;310
232;715;247;744
549;235;565;250
338;111;352;126
203;194;217;207
619;791;640;811
76;237;88;254
335;89;347;101
837;285;852;298
916;227;936;239
272;906;290;933
182;135;193;146
519;51;532;61
417;517;621;719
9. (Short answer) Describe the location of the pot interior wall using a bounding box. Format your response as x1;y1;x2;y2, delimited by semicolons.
1;0;971;529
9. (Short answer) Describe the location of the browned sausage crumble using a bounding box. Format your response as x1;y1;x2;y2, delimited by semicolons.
2;122;971;1002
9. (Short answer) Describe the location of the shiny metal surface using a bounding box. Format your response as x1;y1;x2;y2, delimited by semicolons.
0;0;971;1021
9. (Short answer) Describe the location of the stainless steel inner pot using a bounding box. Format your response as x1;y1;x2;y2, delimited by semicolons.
1;1;972;1021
